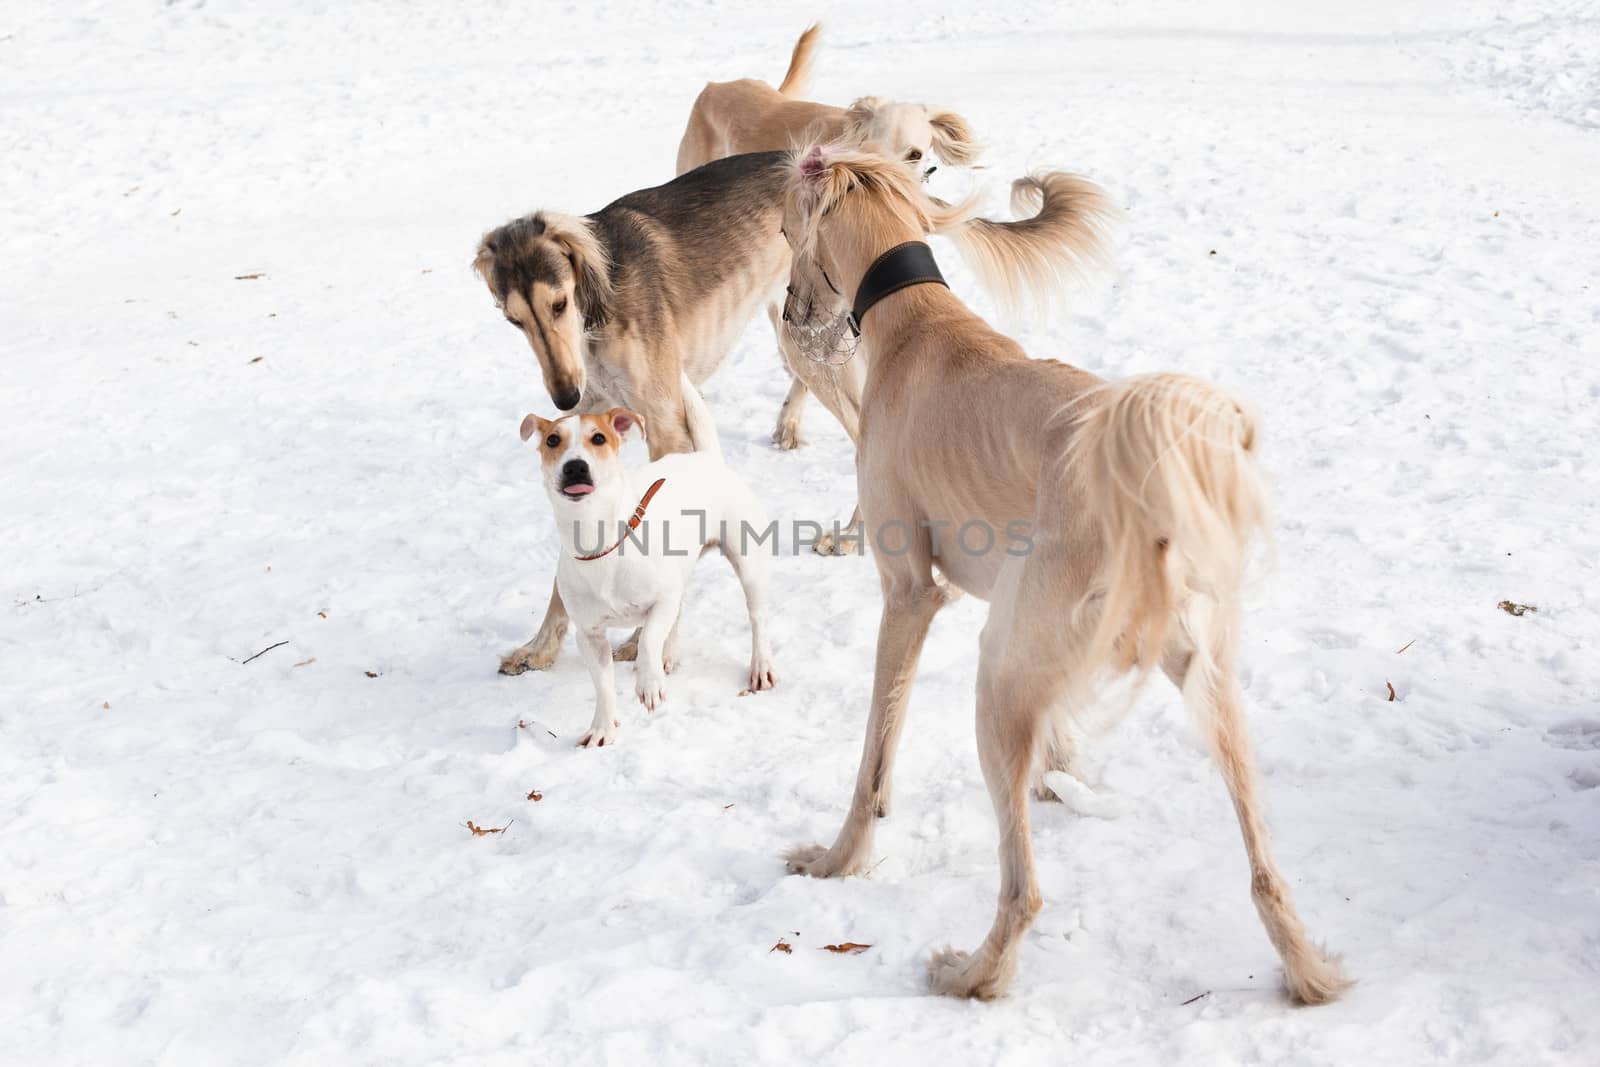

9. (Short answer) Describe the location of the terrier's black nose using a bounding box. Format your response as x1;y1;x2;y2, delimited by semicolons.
554;386;581;411
561;459;591;482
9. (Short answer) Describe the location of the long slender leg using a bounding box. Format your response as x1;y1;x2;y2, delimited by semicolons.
927;660;1045;999
775;328;865;557
1170;625;1352;1004
500;579;569;674
774;375;811;450
768;301;811;450
574;626;620;748
786;581;952;877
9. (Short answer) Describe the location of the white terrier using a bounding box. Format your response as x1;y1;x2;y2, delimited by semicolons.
519;376;778;747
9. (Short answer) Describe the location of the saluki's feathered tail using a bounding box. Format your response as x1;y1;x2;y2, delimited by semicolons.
1065;374;1352;1005
777;24;822;98
1067;372;1266;680
938;171;1118;314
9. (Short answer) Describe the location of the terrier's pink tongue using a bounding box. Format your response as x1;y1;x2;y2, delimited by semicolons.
563;483;594;496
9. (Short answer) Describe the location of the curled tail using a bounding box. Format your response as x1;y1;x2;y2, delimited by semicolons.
937;171;1118;313
1067;373;1268;680
680;373;723;461
777;23;822;97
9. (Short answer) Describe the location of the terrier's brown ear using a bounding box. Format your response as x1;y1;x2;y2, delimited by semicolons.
520;414;555;442
606;408;646;441
928;109;981;167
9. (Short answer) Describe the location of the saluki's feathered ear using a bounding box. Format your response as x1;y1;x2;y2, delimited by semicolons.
845;96;881;128
928;110;981;167
789;143;944;241
472;235;498;292
536;212;615;328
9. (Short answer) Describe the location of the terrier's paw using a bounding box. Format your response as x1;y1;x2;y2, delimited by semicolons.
577;719;621;748
773;420;806;450
635;669;667;713
926;947;1008;1000
748;657;778;692
500;639;559;675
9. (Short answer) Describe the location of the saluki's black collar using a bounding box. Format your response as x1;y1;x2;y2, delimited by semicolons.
849;241;947;336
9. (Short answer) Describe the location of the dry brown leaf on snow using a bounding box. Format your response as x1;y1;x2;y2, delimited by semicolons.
1386;681;1397;701
770;939;793;954
465;820;511;836
820;943;871;955
1498;600;1536;617
293;657;316;668
526;789;543;802
364;670;378;678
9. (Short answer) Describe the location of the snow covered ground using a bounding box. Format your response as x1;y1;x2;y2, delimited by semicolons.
4;1;1599;1063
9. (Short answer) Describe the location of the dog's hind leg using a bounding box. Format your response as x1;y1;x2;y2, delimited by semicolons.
927;652;1044;999
500;579;570;674
722;529;777;691
1166;604;1352;1005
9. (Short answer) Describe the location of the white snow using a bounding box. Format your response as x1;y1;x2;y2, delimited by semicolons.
4;1;1599;1063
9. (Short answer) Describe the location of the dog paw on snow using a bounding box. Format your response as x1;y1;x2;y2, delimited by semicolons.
772;419;806;450
577;719;621;748
748;657;778;692
635;668;667;712
500;638;560;675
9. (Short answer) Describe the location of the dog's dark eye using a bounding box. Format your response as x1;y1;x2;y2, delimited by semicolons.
544;434;560;448
905;149;923;162
590;432;606;446
551;297;568;317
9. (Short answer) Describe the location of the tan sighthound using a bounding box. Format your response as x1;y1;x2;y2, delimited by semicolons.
676;23;983;475
780;145;1352;1004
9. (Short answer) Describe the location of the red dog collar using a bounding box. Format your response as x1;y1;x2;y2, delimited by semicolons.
574;478;666;561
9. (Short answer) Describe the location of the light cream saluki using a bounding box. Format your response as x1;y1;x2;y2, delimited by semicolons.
778;145;1352;1003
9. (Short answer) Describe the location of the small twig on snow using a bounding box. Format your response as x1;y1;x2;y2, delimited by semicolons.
241;640;289;665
